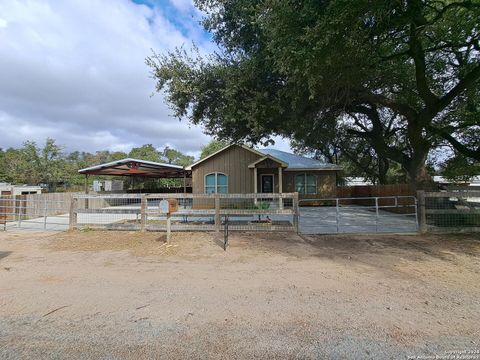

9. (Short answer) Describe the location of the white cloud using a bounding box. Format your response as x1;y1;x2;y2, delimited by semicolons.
0;0;212;155
169;0;195;13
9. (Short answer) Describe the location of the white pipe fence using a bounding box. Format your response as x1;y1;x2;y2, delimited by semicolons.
2;190;479;234
71;193;299;232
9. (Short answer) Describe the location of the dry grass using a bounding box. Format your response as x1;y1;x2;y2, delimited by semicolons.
45;230;220;258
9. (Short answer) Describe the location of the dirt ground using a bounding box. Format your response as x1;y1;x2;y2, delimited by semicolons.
0;229;479;359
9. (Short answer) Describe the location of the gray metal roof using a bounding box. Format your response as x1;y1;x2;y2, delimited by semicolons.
258;149;341;170
78;158;188;178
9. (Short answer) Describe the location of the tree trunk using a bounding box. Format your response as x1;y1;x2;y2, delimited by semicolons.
377;158;389;185
403;112;435;189
406;152;433;190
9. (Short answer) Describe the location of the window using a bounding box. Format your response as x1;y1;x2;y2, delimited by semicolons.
295;174;316;194
205;173;228;193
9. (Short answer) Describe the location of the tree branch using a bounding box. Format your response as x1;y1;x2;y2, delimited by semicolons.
408;20;438;107
432;64;480;115
358;93;418;119
428;126;480;160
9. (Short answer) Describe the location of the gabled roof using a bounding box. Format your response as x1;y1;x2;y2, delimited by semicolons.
258;149;342;170
78;158;189;178
248;155;288;168
186;144;341;171
186;144;264;170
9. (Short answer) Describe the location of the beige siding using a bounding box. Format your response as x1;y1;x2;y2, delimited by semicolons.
255;158;281;168
192;145;261;194
192;145;337;196
283;170;337;197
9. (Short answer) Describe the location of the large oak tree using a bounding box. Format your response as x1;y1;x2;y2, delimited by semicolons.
148;0;480;187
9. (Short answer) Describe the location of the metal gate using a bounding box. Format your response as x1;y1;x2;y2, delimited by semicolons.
0;196;70;231
298;196;418;234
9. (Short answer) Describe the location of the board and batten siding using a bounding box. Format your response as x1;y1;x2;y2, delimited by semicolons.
283;170;337;197
191;145;261;194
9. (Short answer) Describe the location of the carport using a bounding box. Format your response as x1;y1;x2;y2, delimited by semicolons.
78;158;192;193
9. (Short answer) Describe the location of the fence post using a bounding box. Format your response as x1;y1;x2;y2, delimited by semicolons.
16;196;22;228
293;192;299;233
375;197;379;232
215;194;220;232
0;196;6;231
69;197;77;230
43;198;48;230
417;190;426;233
166;213;171;243
140;194;146;232
336;198;340;233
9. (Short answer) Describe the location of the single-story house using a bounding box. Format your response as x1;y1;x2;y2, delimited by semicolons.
186;144;341;197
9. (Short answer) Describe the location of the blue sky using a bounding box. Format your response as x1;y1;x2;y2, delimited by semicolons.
132;0;213;45
0;0;289;158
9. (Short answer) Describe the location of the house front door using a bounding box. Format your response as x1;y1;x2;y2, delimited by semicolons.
261;174;274;193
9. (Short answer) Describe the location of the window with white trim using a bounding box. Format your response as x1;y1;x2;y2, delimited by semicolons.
295;174;316;194
204;173;228;193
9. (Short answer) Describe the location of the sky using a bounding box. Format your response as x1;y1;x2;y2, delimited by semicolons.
0;0;290;158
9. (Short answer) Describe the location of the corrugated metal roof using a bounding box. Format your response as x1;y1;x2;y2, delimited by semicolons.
78;158;188;178
258;149;341;170
79;158;184;173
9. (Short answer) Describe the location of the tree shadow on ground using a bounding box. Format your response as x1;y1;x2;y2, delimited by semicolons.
301;233;480;268
228;231;480;271
0;251;12;261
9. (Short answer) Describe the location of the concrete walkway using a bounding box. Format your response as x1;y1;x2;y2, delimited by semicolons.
299;206;418;234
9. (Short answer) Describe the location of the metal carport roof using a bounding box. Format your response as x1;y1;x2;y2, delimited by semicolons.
78;158;191;178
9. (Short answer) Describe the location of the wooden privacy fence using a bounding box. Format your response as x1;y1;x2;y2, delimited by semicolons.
0;192;110;221
417;190;480;233
70;193;299;232
337;184;415;198
299;184;416;212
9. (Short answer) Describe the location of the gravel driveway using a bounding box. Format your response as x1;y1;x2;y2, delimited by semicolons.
0;230;479;359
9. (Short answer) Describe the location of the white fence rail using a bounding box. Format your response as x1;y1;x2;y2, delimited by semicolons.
0;196;71;231
298;196;418;234
3;190;478;234
71;193;299;232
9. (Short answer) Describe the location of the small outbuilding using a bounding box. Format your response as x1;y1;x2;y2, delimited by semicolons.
0;183;43;196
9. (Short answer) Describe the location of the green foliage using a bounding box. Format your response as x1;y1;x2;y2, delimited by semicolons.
129;144;161;162
148;0;480;187
0;149;5;182
0;139;66;188
200;139;228;159
255;201;270;210
161;146;194;167
0;139;196;191
80;226;95;232
441;154;480;183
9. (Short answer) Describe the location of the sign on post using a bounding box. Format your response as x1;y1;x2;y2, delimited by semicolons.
159;200;170;214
